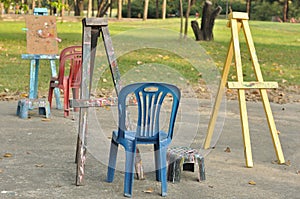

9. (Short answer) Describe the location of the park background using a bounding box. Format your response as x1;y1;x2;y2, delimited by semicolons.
0;0;299;103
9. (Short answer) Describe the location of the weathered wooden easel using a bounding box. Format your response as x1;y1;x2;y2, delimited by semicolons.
203;12;285;167
74;18;116;185
74;18;143;185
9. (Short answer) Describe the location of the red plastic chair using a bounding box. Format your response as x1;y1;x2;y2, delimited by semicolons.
59;46;82;62
48;46;82;117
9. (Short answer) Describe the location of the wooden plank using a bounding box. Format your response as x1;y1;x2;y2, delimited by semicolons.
76;22;93;186
204;18;242;149
227;81;278;89
260;89;285;164
21;54;59;60
101;26;122;95
204;38;234;149
242;20;264;81
242;19;285;164
231;18;253;167
25;15;58;54
230;12;249;20
237;89;253;167
85;18;108;26
72;98;118;108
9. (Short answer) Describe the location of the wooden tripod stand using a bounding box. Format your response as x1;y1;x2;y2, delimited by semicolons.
203;12;285;167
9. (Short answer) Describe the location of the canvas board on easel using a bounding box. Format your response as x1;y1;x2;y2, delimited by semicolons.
25;15;58;54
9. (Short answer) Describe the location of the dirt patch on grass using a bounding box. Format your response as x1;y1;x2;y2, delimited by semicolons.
1;84;300;104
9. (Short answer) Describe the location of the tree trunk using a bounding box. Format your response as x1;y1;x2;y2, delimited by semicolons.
143;0;149;21
61;0;65;16
156;0;159;19
179;0;183;38
127;0;131;18
191;0;222;41
97;0;110;17
246;0;251;19
162;0;167;20
87;0;92;17
92;0;95;16
74;0;84;16
117;0;122;19
32;0;35;12
184;0;191;38
109;0;113;17
283;0;288;22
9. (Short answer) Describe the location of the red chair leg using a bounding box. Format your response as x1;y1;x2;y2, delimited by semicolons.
63;79;70;117
48;85;54;108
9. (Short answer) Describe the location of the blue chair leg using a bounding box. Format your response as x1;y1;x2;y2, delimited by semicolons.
154;144;161;181
107;139;119;183
16;100;28;119
160;147;168;197
124;142;136;198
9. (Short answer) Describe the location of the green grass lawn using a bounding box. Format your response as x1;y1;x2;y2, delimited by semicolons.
0;18;299;97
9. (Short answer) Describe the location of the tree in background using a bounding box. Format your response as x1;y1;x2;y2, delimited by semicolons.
74;0;83;16
246;0;251;18
117;0;121;19
0;0;12;14
191;0;222;41
282;0;288;22
0;0;299;22
96;0;110;17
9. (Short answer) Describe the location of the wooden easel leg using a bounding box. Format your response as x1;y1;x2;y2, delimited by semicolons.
230;18;254;167
76;20;103;185
50;59;62;109
241;19;285;164
29;59;39;99
260;89;285;164
76;24;93;186
203;41;234;149
237;89;253;167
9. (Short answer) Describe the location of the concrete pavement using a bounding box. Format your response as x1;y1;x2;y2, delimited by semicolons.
1;99;299;198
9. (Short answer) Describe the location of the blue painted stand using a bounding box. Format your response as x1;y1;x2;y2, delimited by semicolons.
21;54;62;109
16;99;51;119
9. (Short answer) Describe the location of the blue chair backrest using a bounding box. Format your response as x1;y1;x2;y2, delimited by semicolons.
118;82;181;141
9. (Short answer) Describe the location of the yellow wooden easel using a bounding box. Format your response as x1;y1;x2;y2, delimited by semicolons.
203;12;285;167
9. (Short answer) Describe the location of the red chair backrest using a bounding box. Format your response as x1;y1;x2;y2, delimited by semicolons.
57;52;82;88
68;54;82;88
59;46;82;62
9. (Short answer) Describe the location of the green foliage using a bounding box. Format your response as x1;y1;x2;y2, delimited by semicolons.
0;19;299;96
122;0;203;18
121;0;160;18
0;0;12;13
217;0;246;14
216;0;300;21
251;1;281;21
289;0;300;19
50;0;68;16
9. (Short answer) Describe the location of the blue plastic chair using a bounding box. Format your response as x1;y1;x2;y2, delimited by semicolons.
106;82;181;197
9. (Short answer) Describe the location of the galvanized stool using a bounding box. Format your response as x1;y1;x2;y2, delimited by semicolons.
167;146;205;183
16;99;50;119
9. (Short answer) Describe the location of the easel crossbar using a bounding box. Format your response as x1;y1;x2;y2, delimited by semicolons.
227;81;278;89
